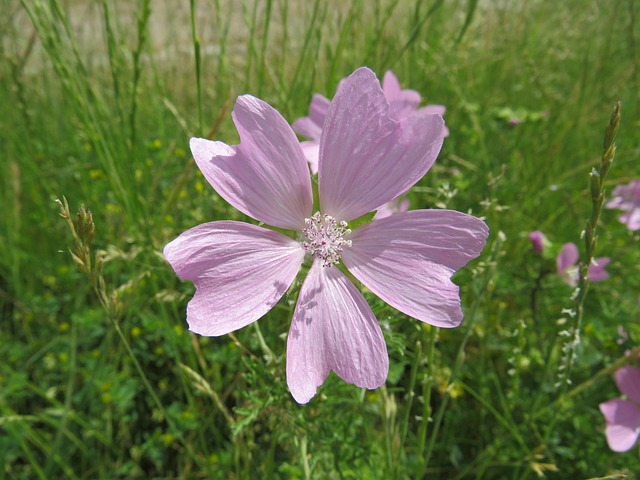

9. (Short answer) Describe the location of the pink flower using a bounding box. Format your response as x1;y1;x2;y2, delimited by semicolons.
508;117;522;127
556;242;610;287
605;180;640;231
528;230;545;254
163;68;488;403
599;366;640;452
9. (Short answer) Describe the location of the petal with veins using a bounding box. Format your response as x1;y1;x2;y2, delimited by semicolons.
319;68;445;222
343;210;489;327
190;95;313;230
164;221;304;336
286;260;389;404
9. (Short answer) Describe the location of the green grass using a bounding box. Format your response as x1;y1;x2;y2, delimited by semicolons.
2;0;640;478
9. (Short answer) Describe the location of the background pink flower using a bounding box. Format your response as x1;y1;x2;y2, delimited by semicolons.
556;242;610;287
599;366;640;452
164;67;488;403
605;180;640;231
529;230;545;253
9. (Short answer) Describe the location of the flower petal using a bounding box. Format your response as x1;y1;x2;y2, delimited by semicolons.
382;70;421;120
588;257;610;283
419;106;449;137
529;230;545;253
286;260;389;403
163;221;304;336
616;366;640;404
599;399;640;452
620;209;640;230
318;67;446;222
373;196;410;220
292;94;331;141
342;210;489;328
190;95;313;230
381;70;404;100
300;141;320;174
606;181;640;211
557;242;579;274
422;105;446;116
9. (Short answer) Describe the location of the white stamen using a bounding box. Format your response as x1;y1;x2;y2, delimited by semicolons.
302;212;352;267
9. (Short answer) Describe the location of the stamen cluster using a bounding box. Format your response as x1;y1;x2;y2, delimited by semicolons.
302;212;352;267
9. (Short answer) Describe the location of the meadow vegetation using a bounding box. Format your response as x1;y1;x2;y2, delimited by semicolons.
1;0;639;478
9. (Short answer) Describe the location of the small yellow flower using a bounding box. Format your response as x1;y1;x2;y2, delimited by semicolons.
161;433;174;446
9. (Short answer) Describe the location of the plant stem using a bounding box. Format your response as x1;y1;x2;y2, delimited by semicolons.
557;102;620;391
190;0;203;136
414;325;437;479
542;102;620;447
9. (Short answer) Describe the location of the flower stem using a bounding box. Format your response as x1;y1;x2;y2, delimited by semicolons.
557;102;620;390
543;102;620;448
190;0;204;137
252;322;275;363
414;325;438;478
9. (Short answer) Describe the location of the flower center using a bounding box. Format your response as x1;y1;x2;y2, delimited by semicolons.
302;212;352;267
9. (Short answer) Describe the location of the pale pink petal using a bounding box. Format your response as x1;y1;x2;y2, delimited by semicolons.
382;71;421;107
300;141;320;174
599;399;640;452
606;181;640;210
420;106;449;137
607;181;640;230
163;221;304;336
382;71;421;120
373;196;410;220
190;95;313;230
620;209;640;230
529;230;545;254
557;242;579;274
286;260;389;404
588;257;610;283
292;94;331;141
388;93;421;120
616;366;640;404
342;210;489;328
381;71;402;99
319;67;445;222
422;105;446;116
